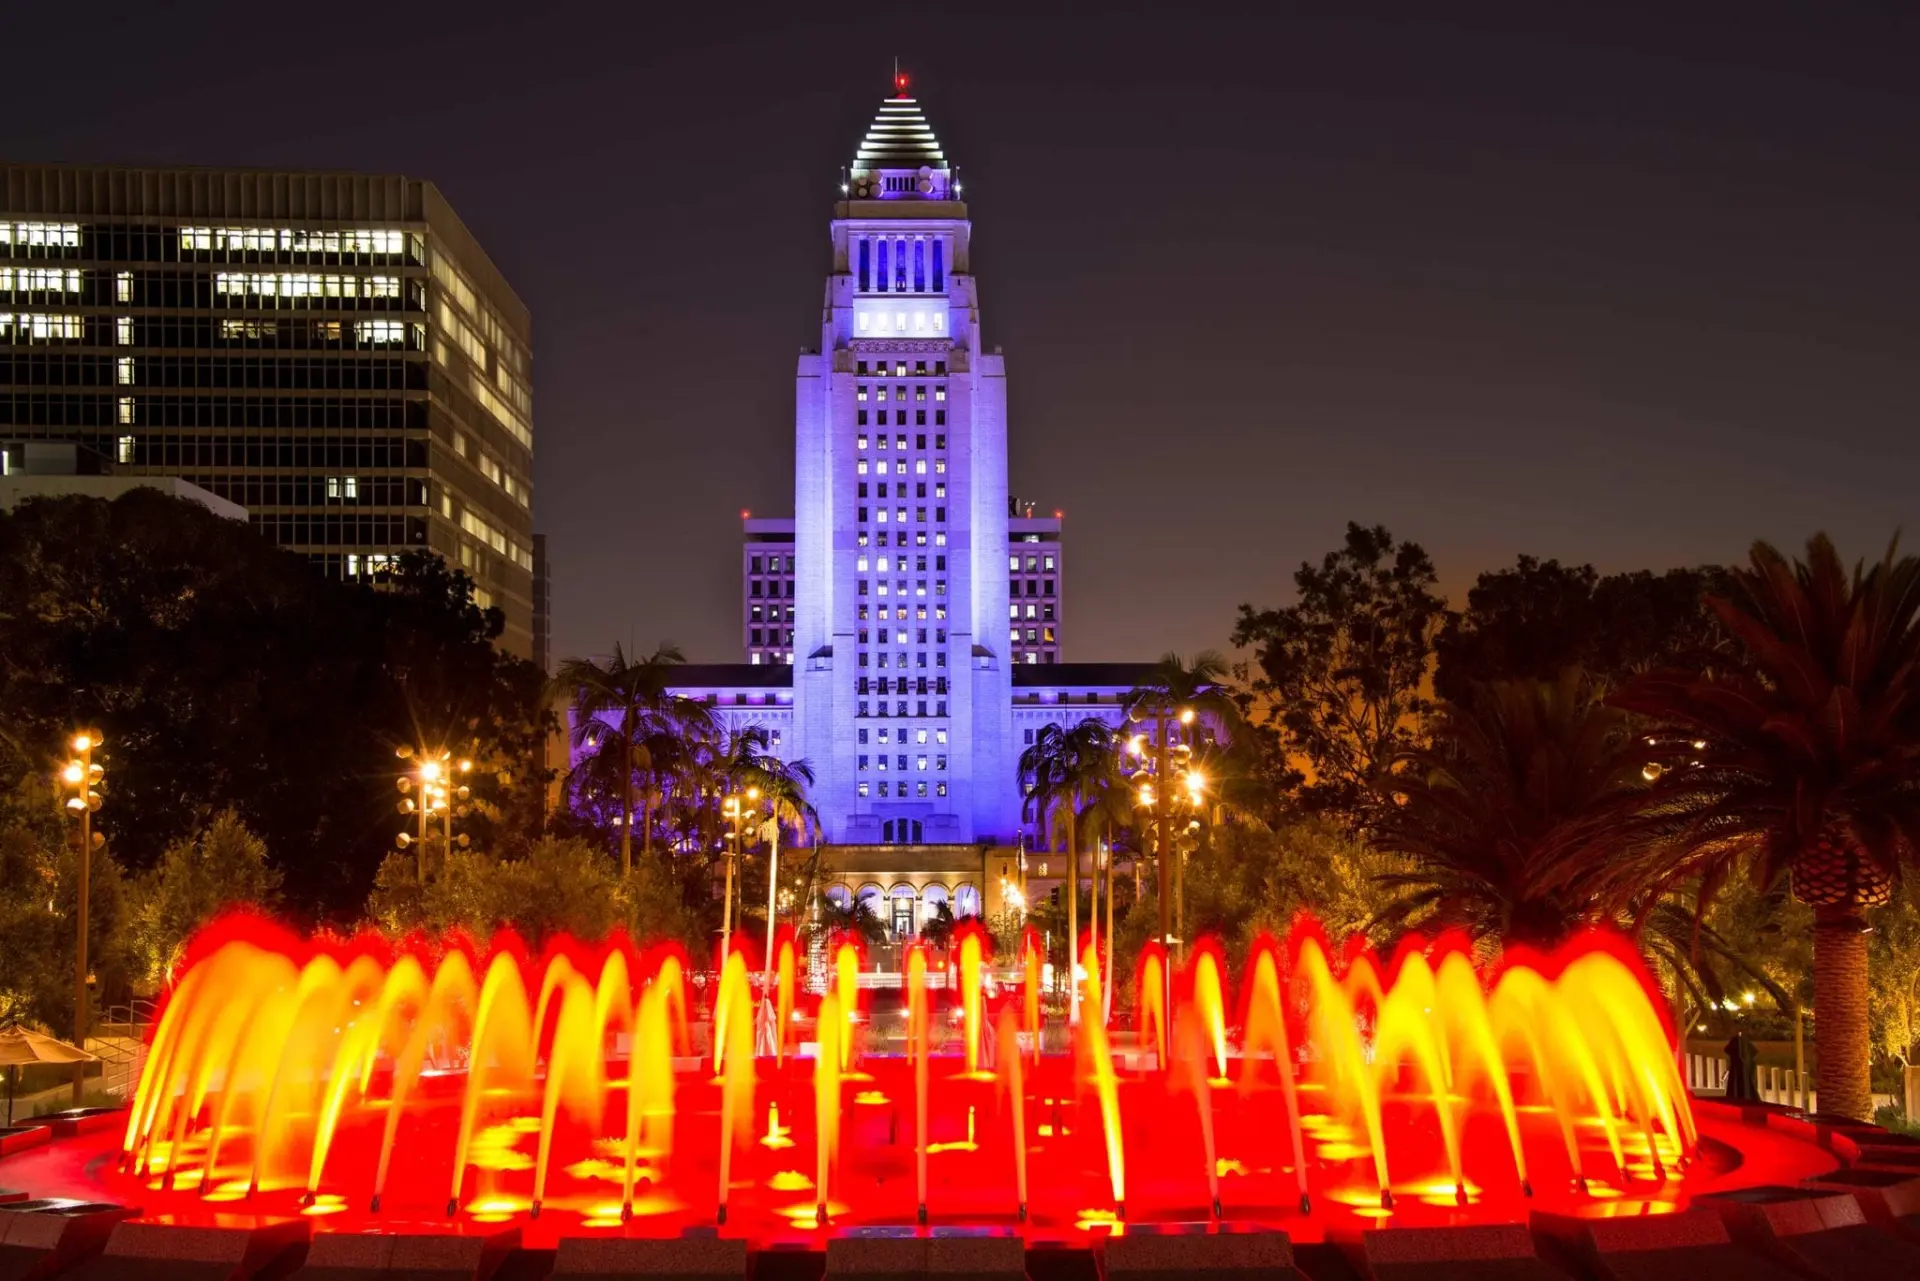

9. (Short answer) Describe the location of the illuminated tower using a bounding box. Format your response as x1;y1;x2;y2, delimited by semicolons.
792;76;1015;845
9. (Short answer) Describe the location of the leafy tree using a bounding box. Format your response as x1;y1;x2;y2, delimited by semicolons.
130;810;280;987
0;800;131;1033
1434;556;1729;703
0;491;552;920
367;836;628;945
1233;522;1445;820
1615;535;1920;1120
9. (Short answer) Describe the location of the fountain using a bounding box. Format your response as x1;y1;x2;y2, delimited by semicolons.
0;912;1851;1255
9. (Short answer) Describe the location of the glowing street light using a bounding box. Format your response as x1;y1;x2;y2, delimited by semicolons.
719;788;759;964
396;746;473;883
59;730;105;1104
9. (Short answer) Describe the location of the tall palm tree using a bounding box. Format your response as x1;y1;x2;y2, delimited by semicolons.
1122;651;1241;957
554;642;710;876
1018;717;1117;1024
1614;535;1920;1120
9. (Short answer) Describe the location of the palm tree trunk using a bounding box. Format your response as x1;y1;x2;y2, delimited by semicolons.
1102;822;1115;1026
642;776;654;861
620;736;633;878
1066;800;1080;1027
1812;905;1874;1120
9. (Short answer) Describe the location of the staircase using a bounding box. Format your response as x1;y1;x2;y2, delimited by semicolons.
87;998;155;1100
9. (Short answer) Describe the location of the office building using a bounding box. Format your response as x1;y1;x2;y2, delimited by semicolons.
0;167;536;655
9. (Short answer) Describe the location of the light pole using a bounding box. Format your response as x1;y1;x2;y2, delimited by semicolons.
762;793;782;995
397;746;472;883
720;788;758;965
60;731;104;1105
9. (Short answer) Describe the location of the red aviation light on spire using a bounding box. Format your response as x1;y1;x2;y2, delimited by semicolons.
894;70;910;97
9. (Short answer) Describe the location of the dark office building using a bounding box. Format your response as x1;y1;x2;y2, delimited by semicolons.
0;166;535;656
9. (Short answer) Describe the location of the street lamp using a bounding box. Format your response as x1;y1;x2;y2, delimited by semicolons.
719;787;758;964
59;731;105;1105
396;746;473;883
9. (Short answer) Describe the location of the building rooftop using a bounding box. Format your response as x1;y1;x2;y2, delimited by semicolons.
852;94;948;170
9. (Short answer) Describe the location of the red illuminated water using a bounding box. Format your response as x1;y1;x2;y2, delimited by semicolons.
35;914;1811;1241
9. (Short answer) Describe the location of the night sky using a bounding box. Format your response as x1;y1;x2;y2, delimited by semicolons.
10;3;1917;666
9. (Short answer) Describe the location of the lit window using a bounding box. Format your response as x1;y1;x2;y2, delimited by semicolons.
219;318;279;340
0;223;80;249
0;267;82;294
116;436;134;464
1044;555;1056;570
214;272;401;299
116;397;135;425
115;271;132;303
115;357;134;385
857;435;868;450
326;477;359;499
355;319;410;344
115;317;134;345
0;313;84;342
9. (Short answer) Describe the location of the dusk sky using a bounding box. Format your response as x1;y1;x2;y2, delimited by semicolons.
11;3;1917;666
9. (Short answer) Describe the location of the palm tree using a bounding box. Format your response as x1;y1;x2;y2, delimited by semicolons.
1373;670;1792;1026
1372;670;1654;947
553;642;711;876
1614;535;1920;1120
1019;717;1118;1024
1122;651;1241;957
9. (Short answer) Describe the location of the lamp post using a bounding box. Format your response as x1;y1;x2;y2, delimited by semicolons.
60;731;104;1105
396;746;472;883
720;788;758;965
762;793;783;996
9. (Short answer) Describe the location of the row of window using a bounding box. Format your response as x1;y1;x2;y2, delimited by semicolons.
4;394;428;430
857;383;945;403
859;781;947;798
855;359;945;377
1011;627;1058;644
855;579;946;596
746;604;795;622
746;652;794;665
1012;578;1057;597
857;456;944;476
856;409;945;427
855;235;947;294
858;433;943;451
857;677;950;694
1015;651;1060;664
748;555;791;573
110;433;429;469
856;554;944;572
1011;604;1058;620
181;227;411;257
1012;554;1058;571
859;726;948;745
857;530;946;549
857;755;949;771
187;475;425;508
1;355;429;392
748;629;793;646
856;507;947;526
0;223;80;252
747;580;792;598
0;222;425;264
856;481;945;500
858;701;949;718
250;513;427;548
